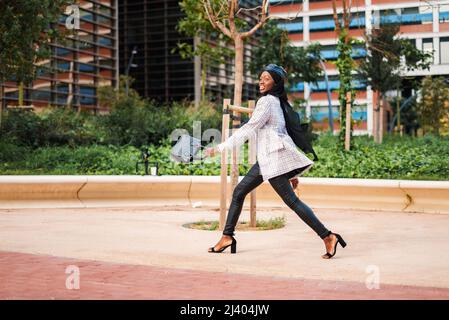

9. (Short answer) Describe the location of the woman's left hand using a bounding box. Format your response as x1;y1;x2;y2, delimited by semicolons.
289;177;299;190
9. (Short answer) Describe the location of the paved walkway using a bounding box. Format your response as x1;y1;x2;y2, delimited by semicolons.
2;251;449;300
1;205;449;299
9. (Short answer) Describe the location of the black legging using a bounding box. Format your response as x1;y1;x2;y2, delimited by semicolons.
223;161;331;239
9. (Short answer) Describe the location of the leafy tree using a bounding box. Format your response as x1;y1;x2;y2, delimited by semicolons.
98;75;143;111
201;0;270;107
388;95;420;136
331;0;355;150
358;23;432;142
0;0;71;83
97;76;222;147
0;0;72;126
416;76;449;136
335;29;358;149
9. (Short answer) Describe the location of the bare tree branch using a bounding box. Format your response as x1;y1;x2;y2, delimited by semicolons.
345;0;354;30
202;0;217;28
343;0;349;30
202;0;232;38
241;0;269;39
233;1;305;27
229;0;236;35
216;1;227;18
332;0;341;34
236;5;263;16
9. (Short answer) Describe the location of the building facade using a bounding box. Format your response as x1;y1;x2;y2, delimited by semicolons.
0;0;119;114
119;0;193;102
269;0;449;135
0;0;262;112
119;0;261;105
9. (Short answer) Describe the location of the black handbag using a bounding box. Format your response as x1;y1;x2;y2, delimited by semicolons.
279;101;319;161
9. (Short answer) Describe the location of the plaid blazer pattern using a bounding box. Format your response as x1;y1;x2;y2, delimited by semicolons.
217;94;314;181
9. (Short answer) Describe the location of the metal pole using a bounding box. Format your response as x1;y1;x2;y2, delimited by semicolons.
0;78;3;129
396;86;400;134
125;46;137;96
345;91;351;150
319;59;334;134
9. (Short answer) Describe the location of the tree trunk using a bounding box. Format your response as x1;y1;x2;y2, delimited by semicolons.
375;92;382;143
396;91;401;135
379;100;384;144
0;78;3;129
201;60;207;103
233;35;244;107
19;82;24;106
194;36;202;109
231;34;245;191
345;91;351;150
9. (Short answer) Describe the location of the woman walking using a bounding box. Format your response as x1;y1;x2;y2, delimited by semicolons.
203;64;346;259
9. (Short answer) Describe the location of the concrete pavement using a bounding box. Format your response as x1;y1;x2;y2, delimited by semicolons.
1;205;449;299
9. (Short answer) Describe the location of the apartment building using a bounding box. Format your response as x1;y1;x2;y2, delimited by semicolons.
269;0;449;135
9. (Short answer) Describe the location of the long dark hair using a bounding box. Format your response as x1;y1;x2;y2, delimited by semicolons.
258;68;319;160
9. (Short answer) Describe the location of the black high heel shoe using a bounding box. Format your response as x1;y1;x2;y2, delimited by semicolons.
208;237;237;254
322;232;346;259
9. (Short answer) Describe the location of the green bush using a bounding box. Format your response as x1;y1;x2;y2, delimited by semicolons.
310;132;449;180
0;139;31;162
0;107;101;148
97;97;222;147
39;107;101;146
1;133;448;180
0;145;135;175
1;92;447;181
98;97;153;146
0;97;221;150
0;109;44;147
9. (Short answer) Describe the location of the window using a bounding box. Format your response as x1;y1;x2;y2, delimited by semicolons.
422;38;434;64
36;62;53;78
79;9;94;22
79;63;96;73
269;0;302;4
377;8;432;26
98;36;113;47
98;15;112;26
320;44;366;60
440;4;449;23
440;37;449;64
277;18;303;33
57;60;71;72
310;15;334;31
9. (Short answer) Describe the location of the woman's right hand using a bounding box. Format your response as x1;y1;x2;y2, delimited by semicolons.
289;177;299;190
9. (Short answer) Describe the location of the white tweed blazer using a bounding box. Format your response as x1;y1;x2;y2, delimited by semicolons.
217;94;314;181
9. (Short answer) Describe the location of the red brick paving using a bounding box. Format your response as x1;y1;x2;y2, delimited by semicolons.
1;251;448;300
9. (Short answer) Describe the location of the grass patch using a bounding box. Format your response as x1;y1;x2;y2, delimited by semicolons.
184;216;286;231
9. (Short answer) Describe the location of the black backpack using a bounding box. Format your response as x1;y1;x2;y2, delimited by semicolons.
279;101;319;161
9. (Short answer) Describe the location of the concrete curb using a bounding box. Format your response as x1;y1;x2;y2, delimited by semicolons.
0;175;448;214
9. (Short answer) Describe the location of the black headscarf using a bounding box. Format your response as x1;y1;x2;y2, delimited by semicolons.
259;64;290;109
